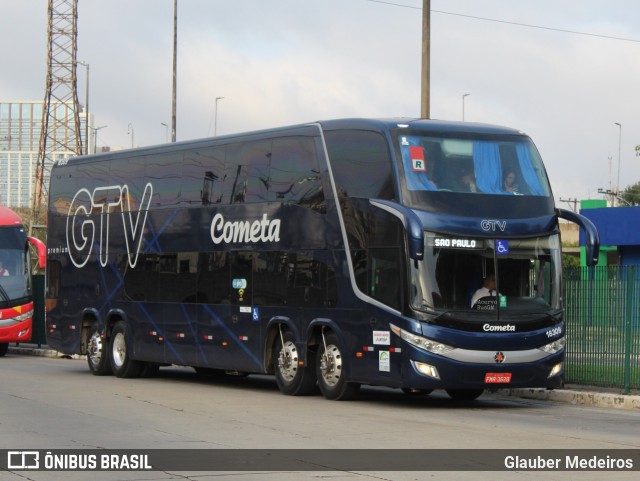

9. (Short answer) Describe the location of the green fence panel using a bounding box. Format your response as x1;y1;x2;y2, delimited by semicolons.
564;266;639;391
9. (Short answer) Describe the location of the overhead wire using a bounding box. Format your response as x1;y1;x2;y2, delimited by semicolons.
364;0;640;44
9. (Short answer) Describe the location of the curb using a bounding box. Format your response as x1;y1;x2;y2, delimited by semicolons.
8;345;640;411
8;345;82;360
496;387;640;411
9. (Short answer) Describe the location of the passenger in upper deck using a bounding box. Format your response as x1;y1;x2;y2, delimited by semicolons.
503;171;519;193
456;167;478;193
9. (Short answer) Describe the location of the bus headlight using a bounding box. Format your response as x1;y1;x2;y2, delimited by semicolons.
412;361;440;379
13;309;34;323
390;323;454;355
548;362;563;378
540;337;565;354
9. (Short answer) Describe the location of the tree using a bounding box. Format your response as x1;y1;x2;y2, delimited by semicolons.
620;181;640;206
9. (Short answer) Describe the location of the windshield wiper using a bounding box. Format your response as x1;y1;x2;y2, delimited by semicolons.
0;283;9;303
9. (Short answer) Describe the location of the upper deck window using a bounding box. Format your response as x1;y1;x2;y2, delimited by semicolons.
397;134;551;197
324;130;395;200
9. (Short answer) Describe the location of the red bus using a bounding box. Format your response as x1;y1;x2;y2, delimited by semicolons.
0;206;46;356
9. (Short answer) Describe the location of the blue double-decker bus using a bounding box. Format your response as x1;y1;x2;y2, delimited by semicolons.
45;118;599;401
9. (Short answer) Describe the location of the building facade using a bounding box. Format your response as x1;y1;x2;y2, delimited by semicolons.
0;100;88;208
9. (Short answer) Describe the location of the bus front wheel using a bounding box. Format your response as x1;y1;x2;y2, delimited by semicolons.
86;323;112;375
316;332;360;401
109;321;143;378
0;343;8;357
274;330;317;396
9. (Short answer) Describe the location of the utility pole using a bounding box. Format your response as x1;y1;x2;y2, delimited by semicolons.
420;0;430;119
171;0;177;142
559;197;579;212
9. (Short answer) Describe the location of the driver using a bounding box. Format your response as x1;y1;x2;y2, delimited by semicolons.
471;274;500;307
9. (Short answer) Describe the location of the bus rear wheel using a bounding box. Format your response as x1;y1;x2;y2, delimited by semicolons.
446;389;484;401
109;321;143;378
274;330;317;396
316;332;360;401
86;323;112;375
0;343;8;357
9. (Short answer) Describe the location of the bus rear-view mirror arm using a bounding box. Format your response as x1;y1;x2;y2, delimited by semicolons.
28;236;47;270
556;208;600;266
370;199;424;263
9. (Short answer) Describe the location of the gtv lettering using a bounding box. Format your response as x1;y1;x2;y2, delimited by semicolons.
66;183;153;268
481;219;507;232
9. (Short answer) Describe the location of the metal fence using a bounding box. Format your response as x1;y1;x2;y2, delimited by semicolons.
564;266;640;393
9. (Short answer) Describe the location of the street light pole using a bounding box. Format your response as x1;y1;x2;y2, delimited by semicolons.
127;123;134;149
90;125;107;154
462;93;470;121
614;122;622;198
77;61;89;155
214;97;224;136
161;122;169;143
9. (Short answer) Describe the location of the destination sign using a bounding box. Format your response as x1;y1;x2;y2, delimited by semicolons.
432;238;481;249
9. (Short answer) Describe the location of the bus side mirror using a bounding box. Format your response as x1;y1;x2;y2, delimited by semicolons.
28;236;47;270
557;208;600;266
370;199;424;262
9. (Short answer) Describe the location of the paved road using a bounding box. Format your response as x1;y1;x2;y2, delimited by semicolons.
1;354;638;480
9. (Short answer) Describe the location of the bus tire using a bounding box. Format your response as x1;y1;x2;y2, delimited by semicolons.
274;330;317;396
109;321;143;378
0;343;8;357
446;389;484;401
316;332;360;401
86;323;112;376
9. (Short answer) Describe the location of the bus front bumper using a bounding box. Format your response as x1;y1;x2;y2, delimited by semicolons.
403;348;564;390
0;318;32;343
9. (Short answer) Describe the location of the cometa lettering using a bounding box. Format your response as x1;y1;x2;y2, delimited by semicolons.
211;213;281;245
483;324;516;332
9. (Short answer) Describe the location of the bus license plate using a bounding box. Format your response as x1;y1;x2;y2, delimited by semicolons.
485;373;512;384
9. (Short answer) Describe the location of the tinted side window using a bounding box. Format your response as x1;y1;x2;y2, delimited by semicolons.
182;145;227;205
225;141;271;204
270;137;325;213
145;152;183;207
197;252;231;303
344;202;405;310
126;252;231;304
324;130;395;199
253;251;288;307
124;254;159;301
253;251;336;308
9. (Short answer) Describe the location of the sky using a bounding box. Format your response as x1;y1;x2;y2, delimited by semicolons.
2;0;640;206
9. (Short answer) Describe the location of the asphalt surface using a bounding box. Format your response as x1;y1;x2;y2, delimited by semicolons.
8;343;640;411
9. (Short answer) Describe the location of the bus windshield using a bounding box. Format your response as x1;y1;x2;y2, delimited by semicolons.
411;233;561;316
0;227;29;304
394;132;553;213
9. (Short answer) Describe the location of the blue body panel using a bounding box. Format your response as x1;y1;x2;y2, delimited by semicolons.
45;118;569;393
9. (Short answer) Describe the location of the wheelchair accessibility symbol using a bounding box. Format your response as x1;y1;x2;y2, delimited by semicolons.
496;240;509;255
252;307;260;321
